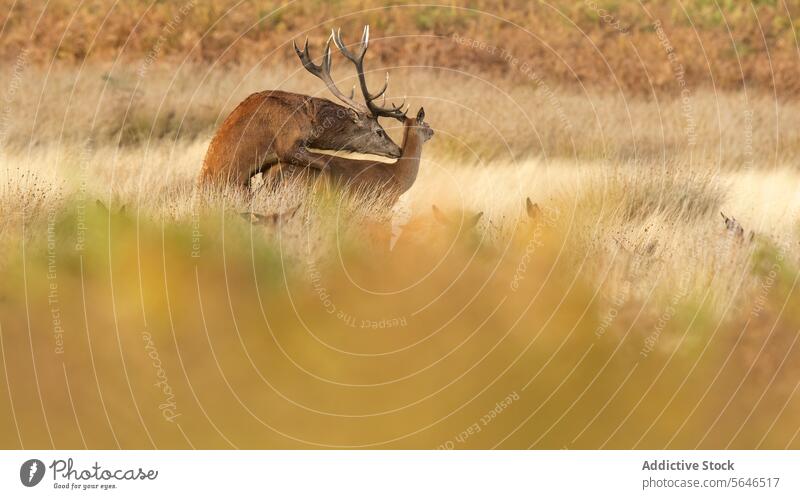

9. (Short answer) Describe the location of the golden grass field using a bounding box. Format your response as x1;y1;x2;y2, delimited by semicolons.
2;2;800;449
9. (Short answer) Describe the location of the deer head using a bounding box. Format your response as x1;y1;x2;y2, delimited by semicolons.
408;107;434;143
294;26;406;159
432;205;483;231
526;198;541;219
240;204;301;227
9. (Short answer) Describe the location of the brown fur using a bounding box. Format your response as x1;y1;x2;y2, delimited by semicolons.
198;90;401;188
264;108;433;205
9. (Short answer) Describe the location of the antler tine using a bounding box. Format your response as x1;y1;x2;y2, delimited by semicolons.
293;33;368;113
332;25;407;121
333;27;385;102
370;72;389;101
382;97;408;119
321;34;336;76
333;27;366;65
293;38;311;68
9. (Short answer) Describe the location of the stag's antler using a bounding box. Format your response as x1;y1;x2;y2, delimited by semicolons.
294;35;370;114
332;26;407;121
294;26;407;120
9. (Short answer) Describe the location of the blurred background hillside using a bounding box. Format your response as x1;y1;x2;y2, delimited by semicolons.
1;0;799;96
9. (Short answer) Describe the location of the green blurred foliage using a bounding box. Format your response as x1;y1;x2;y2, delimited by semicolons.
1;199;799;448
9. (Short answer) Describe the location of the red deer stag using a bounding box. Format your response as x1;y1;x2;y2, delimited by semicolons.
265;107;434;205
198;26;406;188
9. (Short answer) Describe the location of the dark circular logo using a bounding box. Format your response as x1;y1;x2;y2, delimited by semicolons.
20;459;45;487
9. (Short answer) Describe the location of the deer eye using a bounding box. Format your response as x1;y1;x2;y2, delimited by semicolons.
375;130;385;138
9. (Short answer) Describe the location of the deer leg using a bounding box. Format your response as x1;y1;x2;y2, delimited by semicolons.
256;154;280;175
241;153;279;193
247;153;280;187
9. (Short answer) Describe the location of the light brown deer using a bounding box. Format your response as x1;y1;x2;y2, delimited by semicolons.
198;26;406;188
265;107;434;205
431;205;484;230
525;197;541;219
240;203;301;227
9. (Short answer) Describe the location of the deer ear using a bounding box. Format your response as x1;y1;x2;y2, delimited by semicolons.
347;108;359;122
282;203;302;221
466;212;483;229
416;107;425;123
525;198;541;219
432;205;450;226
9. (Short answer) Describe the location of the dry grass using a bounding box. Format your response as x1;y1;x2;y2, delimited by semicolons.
2;59;800;448
1;64;799;166
2;132;799;315
2;146;800;447
1;64;798;312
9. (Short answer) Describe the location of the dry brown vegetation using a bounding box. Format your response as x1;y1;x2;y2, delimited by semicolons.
2;1;800;96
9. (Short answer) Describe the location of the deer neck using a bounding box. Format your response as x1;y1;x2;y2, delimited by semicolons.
308;101;349;147
392;123;424;193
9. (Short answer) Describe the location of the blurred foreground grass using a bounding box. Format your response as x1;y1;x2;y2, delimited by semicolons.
1;197;799;449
